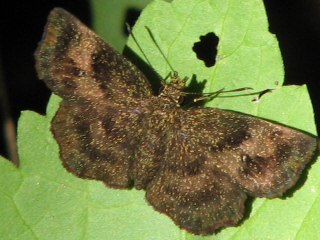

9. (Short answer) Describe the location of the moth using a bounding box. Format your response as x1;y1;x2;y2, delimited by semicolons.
35;8;318;235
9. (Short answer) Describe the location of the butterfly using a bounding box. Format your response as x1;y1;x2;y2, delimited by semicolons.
35;8;318;235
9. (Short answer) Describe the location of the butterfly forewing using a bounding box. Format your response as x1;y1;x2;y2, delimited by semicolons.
35;8;153;106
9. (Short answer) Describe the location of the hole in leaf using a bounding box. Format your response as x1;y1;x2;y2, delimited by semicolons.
193;32;219;67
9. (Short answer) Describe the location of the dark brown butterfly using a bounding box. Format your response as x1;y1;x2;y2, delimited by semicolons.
35;8;317;235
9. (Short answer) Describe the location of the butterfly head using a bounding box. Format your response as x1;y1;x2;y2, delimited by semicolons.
158;72;188;106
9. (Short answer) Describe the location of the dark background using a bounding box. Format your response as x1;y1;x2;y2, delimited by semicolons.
1;0;320;163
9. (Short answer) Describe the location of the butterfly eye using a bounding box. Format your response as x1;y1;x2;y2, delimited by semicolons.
177;95;184;104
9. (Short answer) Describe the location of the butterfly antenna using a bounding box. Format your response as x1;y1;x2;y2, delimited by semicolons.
126;24;175;83
145;26;175;73
252;88;274;102
126;23;153;68
192;87;253;102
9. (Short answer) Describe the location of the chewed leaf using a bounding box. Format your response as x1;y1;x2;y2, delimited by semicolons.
0;0;318;239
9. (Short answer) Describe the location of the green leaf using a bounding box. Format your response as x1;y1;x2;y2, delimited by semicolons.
0;0;318;239
90;0;151;51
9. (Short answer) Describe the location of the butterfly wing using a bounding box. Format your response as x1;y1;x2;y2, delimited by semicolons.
51;101;149;188
35;8;154;188
35;8;153;105
145;142;247;235
183;107;317;198
144;107;317;234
